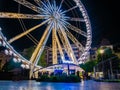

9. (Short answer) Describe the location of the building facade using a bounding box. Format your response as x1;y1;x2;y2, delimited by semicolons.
45;44;83;66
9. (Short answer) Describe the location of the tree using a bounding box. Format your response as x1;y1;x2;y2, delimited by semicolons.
2;58;22;71
22;46;35;60
95;47;120;79
80;60;97;72
97;47;114;63
22;46;47;67
38;50;47;67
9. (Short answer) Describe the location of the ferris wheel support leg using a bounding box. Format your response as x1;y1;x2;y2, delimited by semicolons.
52;25;58;64
60;28;78;64
29;23;52;79
29;64;34;79
8;19;49;43
55;31;65;63
57;27;77;64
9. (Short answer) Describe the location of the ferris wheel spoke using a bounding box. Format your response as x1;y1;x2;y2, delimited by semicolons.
8;19;50;43
58;21;84;52
40;1;53;13
65;30;84;52
53;0;57;10
62;5;78;14
14;0;42;13
27;33;38;45
34;0;41;6
0;12;46;19
57;27;77;64
30;23;52;64
47;0;54;12
18;19;38;45
67;23;87;37
67;17;85;22
58;0;64;10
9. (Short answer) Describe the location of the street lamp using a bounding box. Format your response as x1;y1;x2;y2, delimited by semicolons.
99;49;104;78
99;49;104;55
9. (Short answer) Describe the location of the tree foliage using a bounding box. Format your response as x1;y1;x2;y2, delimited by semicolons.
38;50;47;67
22;46;35;60
23;46;47;67
97;47;115;63
2;58;22;71
80;60;97;72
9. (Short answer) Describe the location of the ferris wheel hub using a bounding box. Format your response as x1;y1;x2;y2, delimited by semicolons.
53;12;61;20
42;2;67;27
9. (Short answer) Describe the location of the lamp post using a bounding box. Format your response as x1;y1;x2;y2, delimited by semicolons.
109;59;113;79
67;63;70;75
99;49;104;78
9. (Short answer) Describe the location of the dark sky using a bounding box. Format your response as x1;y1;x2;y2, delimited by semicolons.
0;0;119;51
83;0;119;47
99;1;119;45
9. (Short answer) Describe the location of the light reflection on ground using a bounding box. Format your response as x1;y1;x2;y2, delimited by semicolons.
0;80;120;90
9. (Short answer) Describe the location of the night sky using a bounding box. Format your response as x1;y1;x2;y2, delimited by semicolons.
0;0;119;51
86;0;119;47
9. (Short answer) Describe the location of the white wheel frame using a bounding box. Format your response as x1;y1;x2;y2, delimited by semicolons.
0;0;92;77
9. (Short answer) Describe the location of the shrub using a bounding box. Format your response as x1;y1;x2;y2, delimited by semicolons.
37;75;81;82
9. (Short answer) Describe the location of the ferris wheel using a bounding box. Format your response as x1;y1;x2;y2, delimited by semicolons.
0;0;92;77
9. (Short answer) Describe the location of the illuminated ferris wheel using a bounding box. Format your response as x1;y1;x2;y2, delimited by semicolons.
0;0;92;76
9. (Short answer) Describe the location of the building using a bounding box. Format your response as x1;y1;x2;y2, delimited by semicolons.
45;44;83;66
21;44;90;66
89;47;97;60
113;43;120;58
